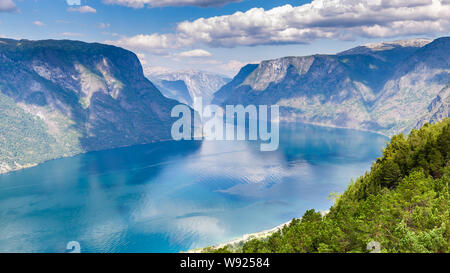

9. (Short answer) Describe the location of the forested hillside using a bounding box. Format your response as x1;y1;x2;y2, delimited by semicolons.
207;119;450;253
0;92;71;173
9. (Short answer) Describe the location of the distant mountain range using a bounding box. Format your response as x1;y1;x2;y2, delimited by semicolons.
213;37;450;136
146;69;231;106
0;39;180;174
0;37;448;174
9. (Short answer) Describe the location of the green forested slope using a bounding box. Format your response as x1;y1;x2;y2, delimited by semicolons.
209;119;449;253
0;93;57;172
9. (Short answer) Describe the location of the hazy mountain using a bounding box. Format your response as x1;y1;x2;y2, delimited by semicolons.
0;39;181;174
213;37;449;136
146;69;231;106
156;79;193;106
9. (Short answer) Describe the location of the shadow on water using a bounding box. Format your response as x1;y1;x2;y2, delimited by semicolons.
0;124;388;253
0;140;202;253
0;140;202;189
75;140;202;186
278;123;388;164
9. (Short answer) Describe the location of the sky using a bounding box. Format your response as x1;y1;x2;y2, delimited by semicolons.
0;0;449;76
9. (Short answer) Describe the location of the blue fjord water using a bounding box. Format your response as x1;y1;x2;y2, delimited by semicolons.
0;124;388;253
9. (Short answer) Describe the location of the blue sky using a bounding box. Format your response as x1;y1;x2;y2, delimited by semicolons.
0;0;449;76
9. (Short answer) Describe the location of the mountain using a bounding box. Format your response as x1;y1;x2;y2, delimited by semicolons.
415;85;449;129
212;64;259;105
212;37;449;136
0;38;181;174
156;79;193;106
146;69;231;106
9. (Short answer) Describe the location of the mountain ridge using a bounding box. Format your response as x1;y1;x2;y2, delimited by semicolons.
213;37;450;136
146;69;231;106
1;37;448;174
0;38;182;174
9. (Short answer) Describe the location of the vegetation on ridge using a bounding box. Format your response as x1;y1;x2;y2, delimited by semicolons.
205;119;449;253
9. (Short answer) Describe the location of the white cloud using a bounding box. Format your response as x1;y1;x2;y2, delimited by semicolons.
143;65;177;75
61;32;84;37
176;49;212;57
110;0;450;51
136;53;148;65
112;0;450;50
33;21;45;27
174;0;450;48
98;22;111;29
105;33;191;55
66;0;81;5
142;59;253;78
219;60;252;74
67;5;97;13
102;0;241;8
0;0;16;12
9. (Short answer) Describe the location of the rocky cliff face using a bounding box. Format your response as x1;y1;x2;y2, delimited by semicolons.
147;70;230;106
415;85;449;129
156;79;193;106
0;39;180;173
213;37;449;136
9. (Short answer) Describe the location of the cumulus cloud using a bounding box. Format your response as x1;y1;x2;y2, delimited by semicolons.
0;0;16;12
33;21;45;27
110;0;450;51
176;49;212;57
175;0;450;47
106;33;191;55
67;5;97;13
102;0;241;8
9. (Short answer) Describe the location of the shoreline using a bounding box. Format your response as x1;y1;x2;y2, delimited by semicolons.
186;221;293;253
188;211;330;253
281;119;391;138
0;122;390;176
0;138;176;176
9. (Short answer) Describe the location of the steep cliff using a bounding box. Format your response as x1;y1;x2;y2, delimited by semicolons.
212;37;449;136
0;39;180;173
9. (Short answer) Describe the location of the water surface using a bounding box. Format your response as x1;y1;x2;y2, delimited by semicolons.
0;124;388;253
